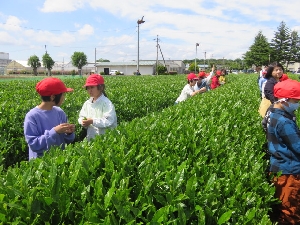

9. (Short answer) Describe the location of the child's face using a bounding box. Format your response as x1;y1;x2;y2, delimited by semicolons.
272;66;283;79
86;85;102;98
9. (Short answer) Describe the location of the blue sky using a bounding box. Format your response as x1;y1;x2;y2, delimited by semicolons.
1;0;300;63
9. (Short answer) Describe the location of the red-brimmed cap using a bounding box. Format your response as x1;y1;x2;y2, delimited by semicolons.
84;74;105;87
216;70;222;76
274;79;300;99
36;77;73;96
187;73;198;80
198;71;206;78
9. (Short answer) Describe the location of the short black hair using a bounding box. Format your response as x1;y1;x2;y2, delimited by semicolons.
41;93;63;105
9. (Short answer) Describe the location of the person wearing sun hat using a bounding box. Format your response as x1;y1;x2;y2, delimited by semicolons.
175;72;205;104
263;79;300;224
78;74;117;141
24;77;75;160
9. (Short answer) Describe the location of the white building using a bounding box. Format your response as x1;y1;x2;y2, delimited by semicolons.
95;60;185;75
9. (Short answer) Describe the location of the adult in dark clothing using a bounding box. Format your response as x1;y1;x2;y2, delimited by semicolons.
264;62;284;104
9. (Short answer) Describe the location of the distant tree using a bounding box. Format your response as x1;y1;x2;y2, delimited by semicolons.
71;52;87;76
287;30;300;65
156;64;167;74
27;55;41;76
42;53;55;76
270;21;291;67
243;30;271;68
228;58;244;70
188;62;199;73
96;58;110;62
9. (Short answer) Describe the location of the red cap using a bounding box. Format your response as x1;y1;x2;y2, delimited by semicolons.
198;71;206;78
84;74;105;87
274;79;300;99
187;73;198;80
36;77;73;96
216;70;222;76
279;73;289;81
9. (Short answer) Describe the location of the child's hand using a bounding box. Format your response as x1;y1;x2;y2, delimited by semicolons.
55;123;75;134
65;124;75;134
82;118;92;127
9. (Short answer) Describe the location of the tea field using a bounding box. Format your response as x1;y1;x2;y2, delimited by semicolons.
0;73;296;224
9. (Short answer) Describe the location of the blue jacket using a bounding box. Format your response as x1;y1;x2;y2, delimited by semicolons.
267;108;300;174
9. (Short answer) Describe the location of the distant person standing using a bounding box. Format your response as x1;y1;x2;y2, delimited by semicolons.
218;69;226;85
210;70;221;90
258;70;267;99
264;62;284;104
259;62;284;117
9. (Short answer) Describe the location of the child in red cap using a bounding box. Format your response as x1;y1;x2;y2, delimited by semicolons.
175;73;204;104
195;65;215;92
78;74;117;141
263;79;300;224
24;77;75;159
210;70;221;89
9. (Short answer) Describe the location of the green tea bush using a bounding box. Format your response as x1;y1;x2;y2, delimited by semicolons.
0;74;280;224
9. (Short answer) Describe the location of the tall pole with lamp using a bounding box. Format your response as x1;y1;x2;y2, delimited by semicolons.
204;51;206;72
137;16;145;75
195;43;199;73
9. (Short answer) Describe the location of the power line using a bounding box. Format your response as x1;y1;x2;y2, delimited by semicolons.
0;22;135;33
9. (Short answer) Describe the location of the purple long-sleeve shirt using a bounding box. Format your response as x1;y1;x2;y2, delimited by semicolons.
24;106;75;159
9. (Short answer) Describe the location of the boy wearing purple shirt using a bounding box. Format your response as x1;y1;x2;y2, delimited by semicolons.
24;77;75;159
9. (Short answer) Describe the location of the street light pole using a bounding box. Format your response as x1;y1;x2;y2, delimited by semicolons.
195;43;199;73
204;51;206;71
137;16;145;74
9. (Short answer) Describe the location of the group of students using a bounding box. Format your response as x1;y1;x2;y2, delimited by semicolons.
258;62;300;224
24;74;117;160
175;65;226;104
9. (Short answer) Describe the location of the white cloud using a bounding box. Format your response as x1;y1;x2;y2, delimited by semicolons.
40;0;85;12
78;24;94;36
0;16;25;31
0;31;18;44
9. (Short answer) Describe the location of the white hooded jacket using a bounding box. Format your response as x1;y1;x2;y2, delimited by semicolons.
78;94;117;141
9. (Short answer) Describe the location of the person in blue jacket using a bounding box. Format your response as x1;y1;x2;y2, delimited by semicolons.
265;79;300;224
24;77;75;160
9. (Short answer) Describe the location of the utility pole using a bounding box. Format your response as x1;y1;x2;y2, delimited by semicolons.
137;16;145;74
62;57;64;75
95;48;97;74
195;43;199;73
156;35;159;75
204;51;206;71
44;45;50;76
